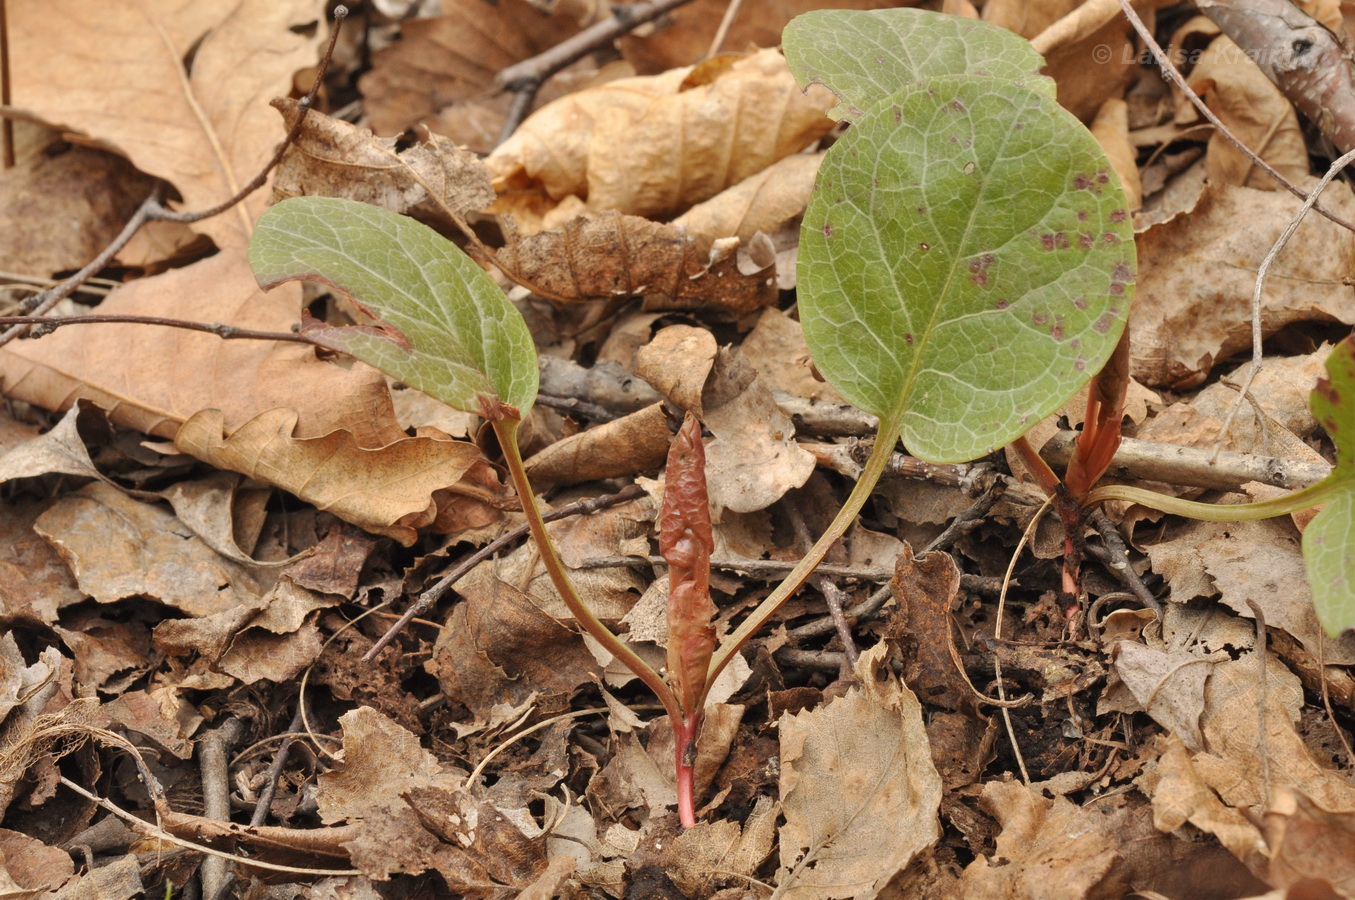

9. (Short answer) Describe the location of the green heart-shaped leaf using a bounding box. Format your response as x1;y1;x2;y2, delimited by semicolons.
249;197;538;417
783;8;1053;122
1304;335;1355;636
797;76;1135;463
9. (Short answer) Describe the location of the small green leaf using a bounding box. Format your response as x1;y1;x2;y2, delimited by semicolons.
798;76;1135;463
783;8;1053;122
1304;335;1355;636
249;197;538;417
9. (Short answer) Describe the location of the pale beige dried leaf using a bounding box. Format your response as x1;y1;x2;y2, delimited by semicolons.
160;472;292;568
0;249;404;446
33;482;272;617
1105;640;1217;751
1148;738;1268;871
0;404;110;488
489;66;692;204
1189;37;1309;189
636;325;719;416
672;152;824;245
740;308;845;405
10;0;325;250
1264;788;1355;895
271;100;495;221
776;643;941;900
666;795;777;897
176;407;509;546
50;854;142;900
1130;180;1355;388
359;0;583;150
493;212;777;313
587;50;835;219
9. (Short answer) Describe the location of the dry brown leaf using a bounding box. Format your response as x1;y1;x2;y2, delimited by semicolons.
664;796;777;897
524;402;672;486
0;249;403;445
358;0;583;151
494;211;777;313
1103;640;1217;751
671;152;824;246
0;826;74;896
1189;37;1309;189
50;854;142;900
739;308;845;405
886;543;974;713
176;407;510;546
0;403;114;489
488;48;835;221
159;472;284;568
1130;180;1355;388
1090;98;1142;211
1264;788;1355;896
0;499;85;628
10;0;325;250
775;643;941;900
33;482;272;617
271;100;495;223
0;143;157;278
637;326;815;513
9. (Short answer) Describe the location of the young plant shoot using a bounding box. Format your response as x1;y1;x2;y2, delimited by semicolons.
248;8;1353;828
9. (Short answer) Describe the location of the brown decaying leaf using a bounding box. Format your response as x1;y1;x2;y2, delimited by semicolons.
10;0;325;251
0;143;157;278
886;543;973;713
358;0;583;151
0;403;113;489
662;796;777;897
671;152;824;246
0;826;74;895
524;401;672;486
1102;640;1216;752
1264;788;1355;896
488;48;835;222
176;408;511;546
1089;98;1142;212
1187;32;1309;189
270;99;496;223
775;643;941;900
494;211;777;313
1130;179;1355;388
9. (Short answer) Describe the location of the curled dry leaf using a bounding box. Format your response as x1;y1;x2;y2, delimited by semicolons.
358;0;583;152
9;0;325;250
494;211;777;314
523;401;672;486
176;408;511;547
488;48;836;222
776;643;941;900
270;99;496;224
671;152;825;246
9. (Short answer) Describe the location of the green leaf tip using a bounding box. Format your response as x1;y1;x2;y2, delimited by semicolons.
797;74;1135;464
248;196;538;418
1304;335;1355;636
783;8;1054;122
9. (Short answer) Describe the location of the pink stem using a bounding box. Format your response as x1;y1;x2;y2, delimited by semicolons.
674;710;701;828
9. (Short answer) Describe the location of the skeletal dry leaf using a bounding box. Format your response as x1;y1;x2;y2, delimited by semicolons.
1130;180;1355;388
271;100;496;223
494;211;777;313
9;0;325;250
176;407;510;546
775;643;941;900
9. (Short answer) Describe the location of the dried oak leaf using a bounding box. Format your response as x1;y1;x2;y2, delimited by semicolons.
487;48;835;222
358;0;584;152
775;643;941;900
176;409;511;547
9;0;325;251
270;99;496;224
494;211;776;313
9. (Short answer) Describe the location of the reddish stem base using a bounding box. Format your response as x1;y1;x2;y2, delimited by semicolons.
674;711;701;828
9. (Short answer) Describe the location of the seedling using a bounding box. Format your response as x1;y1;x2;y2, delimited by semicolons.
248;7;1354;826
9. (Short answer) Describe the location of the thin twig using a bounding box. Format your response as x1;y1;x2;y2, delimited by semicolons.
705;0;748;57
1085;508;1162;617
200;718;246;900
1210;147;1355;459
363;483;647;661
494;0;700;140
1116;0;1355;233
248;707;305;828
0;314;310;343
0;0;13;169
922;480;1004;553
785;502;859;672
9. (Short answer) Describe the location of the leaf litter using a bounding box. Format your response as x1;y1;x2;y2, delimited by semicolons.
2;1;1355;898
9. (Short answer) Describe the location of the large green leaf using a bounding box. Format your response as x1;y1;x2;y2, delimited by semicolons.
249;197;538;417
783;8;1053;122
798;75;1135;463
1304;335;1355;636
